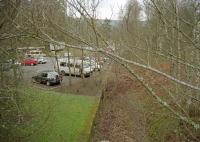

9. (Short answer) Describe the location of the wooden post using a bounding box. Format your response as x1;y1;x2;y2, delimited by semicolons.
54;45;60;73
74;56;76;78
67;47;71;86
90;55;92;73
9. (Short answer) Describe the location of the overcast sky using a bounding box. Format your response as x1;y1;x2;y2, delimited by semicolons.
97;0;145;20
97;0;128;20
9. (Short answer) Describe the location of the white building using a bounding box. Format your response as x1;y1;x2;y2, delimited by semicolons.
49;42;65;51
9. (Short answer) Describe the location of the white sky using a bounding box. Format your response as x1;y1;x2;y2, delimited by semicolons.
97;0;145;20
97;0;128;20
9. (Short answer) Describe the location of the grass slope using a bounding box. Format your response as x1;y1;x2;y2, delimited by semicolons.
17;88;99;142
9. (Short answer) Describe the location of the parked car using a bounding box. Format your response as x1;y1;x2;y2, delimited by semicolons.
83;57;99;71
14;61;21;66
8;59;22;66
37;56;47;64
32;70;62;86
84;60;101;71
21;58;38;66
91;60;101;71
58;60;91;77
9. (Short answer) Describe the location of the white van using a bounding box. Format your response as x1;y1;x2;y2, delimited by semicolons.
58;60;91;77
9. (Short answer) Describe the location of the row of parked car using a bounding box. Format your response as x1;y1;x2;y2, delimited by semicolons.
31;57;106;86
57;57;102;77
21;56;47;66
0;56;47;72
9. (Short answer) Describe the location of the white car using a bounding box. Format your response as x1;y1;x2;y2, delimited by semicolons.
91;61;101;71
86;60;101;71
84;59;101;71
58;60;91;77
82;63;92;75
37;57;47;64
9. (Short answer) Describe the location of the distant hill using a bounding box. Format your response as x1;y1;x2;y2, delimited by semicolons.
97;19;122;27
96;19;146;27
110;20;122;27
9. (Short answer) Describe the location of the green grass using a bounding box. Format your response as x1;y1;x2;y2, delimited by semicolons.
16;88;99;142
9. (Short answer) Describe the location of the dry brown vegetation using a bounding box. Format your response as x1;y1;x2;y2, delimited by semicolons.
91;62;200;142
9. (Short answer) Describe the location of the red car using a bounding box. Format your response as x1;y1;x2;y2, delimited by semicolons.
22;58;38;66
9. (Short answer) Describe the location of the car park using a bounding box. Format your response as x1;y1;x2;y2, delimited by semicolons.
32;70;62;86
21;58;38;66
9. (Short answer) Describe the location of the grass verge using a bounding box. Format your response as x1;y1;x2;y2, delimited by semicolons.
15;87;99;142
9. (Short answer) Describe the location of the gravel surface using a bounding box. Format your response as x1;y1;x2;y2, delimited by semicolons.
21;57;105;95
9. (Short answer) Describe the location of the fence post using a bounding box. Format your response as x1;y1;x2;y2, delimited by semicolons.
67;47;71;86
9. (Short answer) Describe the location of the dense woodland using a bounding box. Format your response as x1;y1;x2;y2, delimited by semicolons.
0;0;200;141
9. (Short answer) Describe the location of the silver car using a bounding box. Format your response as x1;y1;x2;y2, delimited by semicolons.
37;56;47;64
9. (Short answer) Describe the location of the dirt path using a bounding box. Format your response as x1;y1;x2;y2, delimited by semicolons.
91;72;148;142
